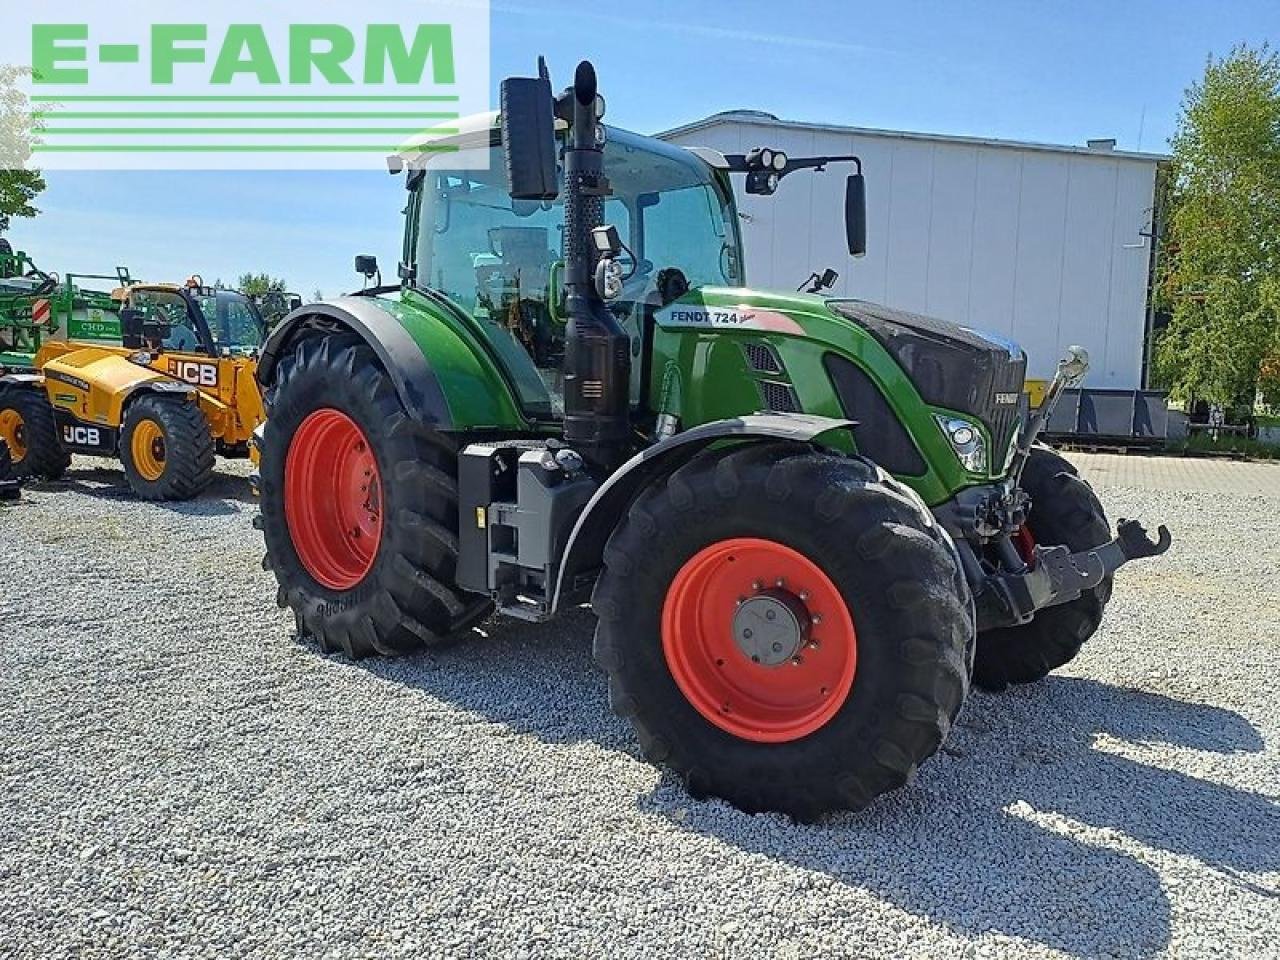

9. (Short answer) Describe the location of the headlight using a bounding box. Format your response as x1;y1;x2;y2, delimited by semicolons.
772;151;788;171
936;415;987;473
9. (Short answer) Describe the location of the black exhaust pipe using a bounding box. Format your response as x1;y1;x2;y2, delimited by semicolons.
559;61;632;470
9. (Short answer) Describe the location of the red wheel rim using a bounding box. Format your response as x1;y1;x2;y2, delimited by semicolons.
284;409;383;591
661;538;857;743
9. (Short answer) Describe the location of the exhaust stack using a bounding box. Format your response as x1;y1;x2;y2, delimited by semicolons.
500;59;632;470
558;62;632;469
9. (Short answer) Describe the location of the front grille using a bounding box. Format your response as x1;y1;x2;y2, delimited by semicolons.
986;364;1028;469
757;380;800;413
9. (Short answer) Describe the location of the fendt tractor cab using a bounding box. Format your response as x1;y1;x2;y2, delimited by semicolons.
0;276;268;501
256;60;1170;819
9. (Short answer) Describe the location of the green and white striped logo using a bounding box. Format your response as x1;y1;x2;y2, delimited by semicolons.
3;1;489;170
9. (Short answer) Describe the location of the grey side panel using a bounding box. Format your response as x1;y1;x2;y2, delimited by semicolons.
550;413;854;612
256;297;452;428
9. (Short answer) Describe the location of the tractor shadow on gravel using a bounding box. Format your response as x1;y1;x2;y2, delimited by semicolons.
365;613;1275;959
656;677;1276;958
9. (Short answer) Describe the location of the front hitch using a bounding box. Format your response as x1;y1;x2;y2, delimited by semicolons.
975;519;1172;631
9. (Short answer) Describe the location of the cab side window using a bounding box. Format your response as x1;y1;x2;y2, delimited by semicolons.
422;174;565;416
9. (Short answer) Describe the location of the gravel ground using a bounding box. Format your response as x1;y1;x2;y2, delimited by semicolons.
1;453;1278;960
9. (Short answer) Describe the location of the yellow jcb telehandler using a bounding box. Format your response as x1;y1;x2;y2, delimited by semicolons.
0;278;267;500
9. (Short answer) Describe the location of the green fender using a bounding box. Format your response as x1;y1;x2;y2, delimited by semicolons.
549;412;855;612
257;292;529;432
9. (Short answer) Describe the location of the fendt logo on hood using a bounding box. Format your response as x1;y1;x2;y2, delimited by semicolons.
656;305;806;336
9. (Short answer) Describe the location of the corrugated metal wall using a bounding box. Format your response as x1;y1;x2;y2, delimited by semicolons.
661;120;1160;389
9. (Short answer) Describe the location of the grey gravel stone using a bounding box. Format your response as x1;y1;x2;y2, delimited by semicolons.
1;454;1278;959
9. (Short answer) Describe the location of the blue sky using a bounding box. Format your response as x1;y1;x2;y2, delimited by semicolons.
10;0;1279;298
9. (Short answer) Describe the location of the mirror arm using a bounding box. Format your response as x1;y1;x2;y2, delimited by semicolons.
777;154;861;182
723;153;863;180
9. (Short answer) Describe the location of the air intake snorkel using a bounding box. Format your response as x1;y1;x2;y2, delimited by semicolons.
499;59;632;471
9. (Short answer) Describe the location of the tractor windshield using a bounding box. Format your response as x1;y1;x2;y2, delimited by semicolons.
413;127;742;415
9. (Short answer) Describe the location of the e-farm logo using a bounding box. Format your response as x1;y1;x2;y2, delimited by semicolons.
3;1;489;170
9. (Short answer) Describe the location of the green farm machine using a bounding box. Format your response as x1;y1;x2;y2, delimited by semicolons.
0;240;130;370
255;60;1170;818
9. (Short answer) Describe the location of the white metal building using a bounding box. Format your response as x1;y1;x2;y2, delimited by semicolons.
660;112;1166;389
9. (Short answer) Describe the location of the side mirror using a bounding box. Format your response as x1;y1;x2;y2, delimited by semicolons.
120;307;145;348
354;255;379;279
845;173;867;258
500;73;558;201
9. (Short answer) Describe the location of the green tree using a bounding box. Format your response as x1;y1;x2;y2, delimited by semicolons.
1155;45;1280;408
237;272;288;296
0;66;46;233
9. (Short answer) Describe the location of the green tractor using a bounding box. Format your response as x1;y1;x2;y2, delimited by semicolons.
256;60;1170;818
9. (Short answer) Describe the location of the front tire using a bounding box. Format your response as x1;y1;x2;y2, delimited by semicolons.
0;387;69;481
593;444;975;820
972;447;1113;690
258;334;490;658
120;394;215;500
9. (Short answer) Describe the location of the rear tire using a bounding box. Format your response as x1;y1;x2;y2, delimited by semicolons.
593;444;975;820
0;387;69;481
973;447;1112;690
258;333;491;658
120;394;215;501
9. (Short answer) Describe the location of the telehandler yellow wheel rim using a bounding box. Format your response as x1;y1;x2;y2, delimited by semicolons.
0;409;26;462
130;420;167;481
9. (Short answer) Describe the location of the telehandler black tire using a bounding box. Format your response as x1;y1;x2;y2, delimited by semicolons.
0;438;18;500
593;444;975;820
972;447;1113;691
120;394;215;501
258;333;491;659
0;387;69;481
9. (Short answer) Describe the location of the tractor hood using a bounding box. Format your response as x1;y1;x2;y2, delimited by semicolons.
650;286;1028;500
825;299;1028;468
